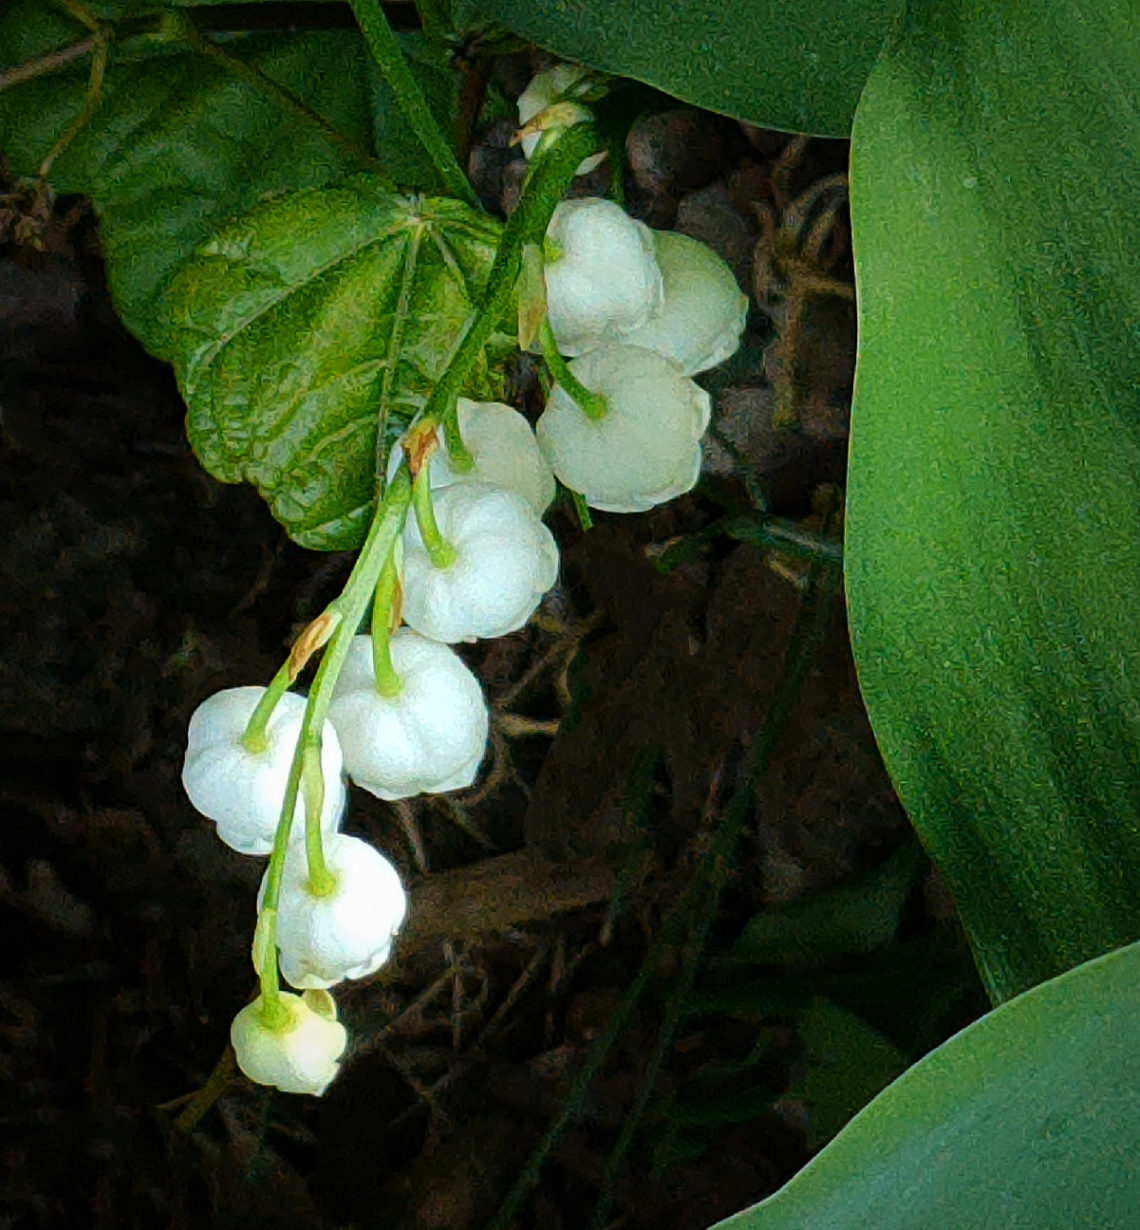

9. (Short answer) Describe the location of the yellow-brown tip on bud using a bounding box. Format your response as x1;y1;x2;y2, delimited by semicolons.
288;610;340;681
402;418;441;479
511;101;592;147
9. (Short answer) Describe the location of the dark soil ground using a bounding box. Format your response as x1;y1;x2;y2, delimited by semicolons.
0;88;988;1230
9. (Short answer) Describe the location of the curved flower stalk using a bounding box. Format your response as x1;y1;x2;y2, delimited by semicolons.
328;632;488;799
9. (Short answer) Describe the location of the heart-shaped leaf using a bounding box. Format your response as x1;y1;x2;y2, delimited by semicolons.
164;177;504;550
845;0;1140;1003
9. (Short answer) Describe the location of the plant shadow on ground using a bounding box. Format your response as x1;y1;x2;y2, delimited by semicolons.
0;104;987;1230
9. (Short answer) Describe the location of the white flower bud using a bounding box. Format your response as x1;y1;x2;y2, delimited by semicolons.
543;198;664;356
402;484;559;642
230;989;347;1096
536;344;711;512
518;64;605;174
182;688;345;856
328;633;488;800
263;833;408;989
390;400;555;516
621;231;749;375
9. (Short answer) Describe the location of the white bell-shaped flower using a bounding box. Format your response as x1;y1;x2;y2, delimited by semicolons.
543;198;663;356
388;401;555;517
536;344;712;512
402;484;559;642
182;687;345;856
621;231;749;375
231;989;347;1096
518;64;605;175
328;633;488;800
263;833;408;989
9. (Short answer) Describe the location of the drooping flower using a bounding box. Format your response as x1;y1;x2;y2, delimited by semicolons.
622;231;749;375
182;687;345;856
517;63;605;175
402;484;559;642
543;198;664;356
230;989;347;1095
265;833;408;990
328;632;488;800
537;344;711;512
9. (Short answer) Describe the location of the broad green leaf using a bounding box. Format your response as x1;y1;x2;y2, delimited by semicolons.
459;0;904;136
164;178;503;550
711;937;1140;1229
845;0;1140;1003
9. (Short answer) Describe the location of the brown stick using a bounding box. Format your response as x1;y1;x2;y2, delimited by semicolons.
0;37;95;93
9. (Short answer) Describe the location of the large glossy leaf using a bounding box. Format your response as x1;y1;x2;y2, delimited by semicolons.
164;178;503;550
459;0;903;136
845;0;1140;1003
712;937;1140;1229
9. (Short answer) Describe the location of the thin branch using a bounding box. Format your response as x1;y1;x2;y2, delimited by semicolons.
0;36;95;94
172;1046;236;1133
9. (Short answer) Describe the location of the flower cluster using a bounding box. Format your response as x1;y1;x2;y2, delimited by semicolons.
180;65;748;1100
532;198;747;512
181;399;559;1096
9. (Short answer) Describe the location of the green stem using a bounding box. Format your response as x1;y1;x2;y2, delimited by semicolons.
252;469;415;1012
441;396;475;472
375;225;423;491
539;319;608;419
571;489;593;530
172;1045;236;1134
371;550;403;697
241;658;293;754
347;0;478;208
412;466;457;569
38;25;109;179
302;743;335;896
419;122;602;430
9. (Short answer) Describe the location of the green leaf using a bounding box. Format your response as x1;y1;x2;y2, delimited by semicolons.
461;0;904;136
0;8;469;358
0;22;378;356
784;998;906;1149
722;838;925;968
711;938;1140;1229
845;0;1140;1003
164;178;503;550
